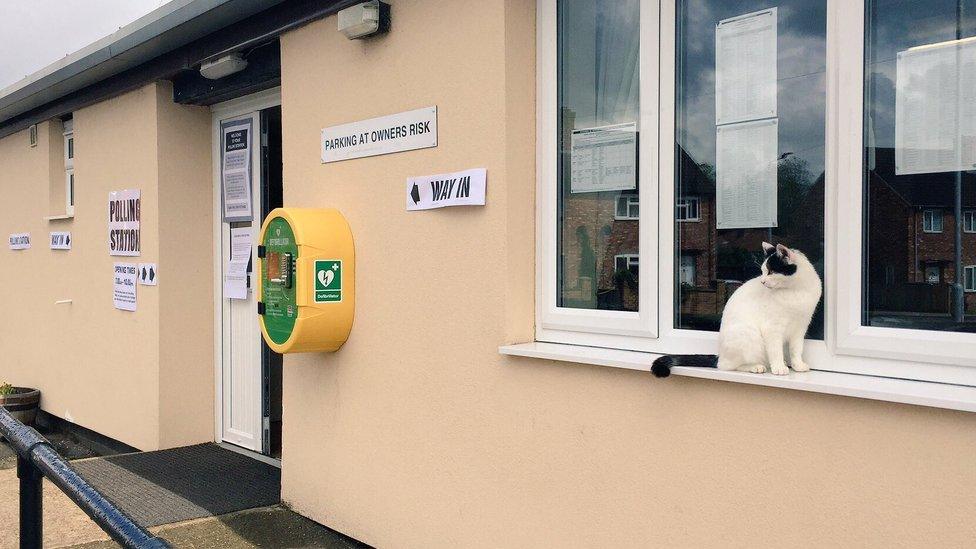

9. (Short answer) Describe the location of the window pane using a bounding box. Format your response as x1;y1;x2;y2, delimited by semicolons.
864;0;976;332
675;1;827;337
557;0;640;312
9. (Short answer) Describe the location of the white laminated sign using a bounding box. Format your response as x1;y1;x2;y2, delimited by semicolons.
321;107;438;163
715;8;778;126
221;119;254;222
716;118;778;229
895;36;976;175
570;123;637;194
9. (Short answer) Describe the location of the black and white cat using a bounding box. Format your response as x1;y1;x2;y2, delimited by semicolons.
652;242;822;378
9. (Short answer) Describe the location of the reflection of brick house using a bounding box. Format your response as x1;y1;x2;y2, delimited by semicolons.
867;148;976;314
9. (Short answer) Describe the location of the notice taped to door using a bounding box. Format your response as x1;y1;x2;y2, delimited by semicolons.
221;118;254;222
113;262;137;311
108;189;141;256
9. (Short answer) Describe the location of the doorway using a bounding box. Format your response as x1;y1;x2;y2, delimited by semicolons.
212;90;283;459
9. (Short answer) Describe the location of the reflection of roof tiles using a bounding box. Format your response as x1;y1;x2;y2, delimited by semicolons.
871;148;976;208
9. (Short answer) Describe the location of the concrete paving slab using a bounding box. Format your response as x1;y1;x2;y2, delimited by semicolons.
67;505;370;549
0;468;110;549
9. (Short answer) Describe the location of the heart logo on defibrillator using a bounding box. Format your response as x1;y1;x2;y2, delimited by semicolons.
318;269;334;287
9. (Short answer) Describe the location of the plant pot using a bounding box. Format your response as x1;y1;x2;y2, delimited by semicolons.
0;388;40;426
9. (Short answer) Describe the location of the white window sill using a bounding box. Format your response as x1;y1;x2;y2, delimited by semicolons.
43;214;74;221
499;342;976;414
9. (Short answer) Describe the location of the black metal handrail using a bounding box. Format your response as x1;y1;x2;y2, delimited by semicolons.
0;407;169;549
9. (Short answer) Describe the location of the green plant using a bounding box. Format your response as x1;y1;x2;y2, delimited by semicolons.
0;382;13;396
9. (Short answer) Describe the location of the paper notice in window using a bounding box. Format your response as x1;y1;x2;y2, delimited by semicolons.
715;8;777;126
221;119;253;222
570;123;638;193
895;37;976;175
716;118;778;229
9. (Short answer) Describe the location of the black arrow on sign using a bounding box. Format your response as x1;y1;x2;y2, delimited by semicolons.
141;267;147;281
149;266;155;282
410;183;421;205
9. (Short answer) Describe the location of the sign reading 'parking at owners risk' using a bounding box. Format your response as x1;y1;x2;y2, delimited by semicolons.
321;106;437;163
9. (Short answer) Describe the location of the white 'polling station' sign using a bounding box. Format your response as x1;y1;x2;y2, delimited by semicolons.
8;233;30;250
108;189;141;256
322;106;437;163
50;232;71;250
406;168;487;211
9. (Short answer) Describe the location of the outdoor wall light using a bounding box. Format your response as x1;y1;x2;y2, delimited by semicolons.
199;53;248;80
338;1;391;40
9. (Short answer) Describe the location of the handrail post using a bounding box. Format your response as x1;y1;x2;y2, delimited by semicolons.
17;455;43;549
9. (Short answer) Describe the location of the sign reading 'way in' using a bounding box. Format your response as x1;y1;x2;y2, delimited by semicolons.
321;106;437;163
406;168;487;211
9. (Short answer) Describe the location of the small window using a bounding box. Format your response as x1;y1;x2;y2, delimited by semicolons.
675;196;700;222
28;124;37;147
924;264;941;284
922;209;943;233
964;210;976;233
63;119;74;215
965;266;976;292
615;194;639;220
614;254;639;277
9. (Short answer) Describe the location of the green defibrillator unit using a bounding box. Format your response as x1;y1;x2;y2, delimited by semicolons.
258;208;355;353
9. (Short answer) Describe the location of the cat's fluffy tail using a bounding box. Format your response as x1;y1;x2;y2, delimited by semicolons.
651;355;718;378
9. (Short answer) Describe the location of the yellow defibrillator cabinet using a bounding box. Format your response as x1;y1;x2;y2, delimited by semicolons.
257;208;354;353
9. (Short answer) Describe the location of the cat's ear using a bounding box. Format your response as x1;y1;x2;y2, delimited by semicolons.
776;243;792;260
762;242;775;256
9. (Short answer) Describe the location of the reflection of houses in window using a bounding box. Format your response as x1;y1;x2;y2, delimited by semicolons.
676;196;700;222
615;193;639;220
966;266;976;292
867;147;976;316
679;253;696;285
614;254;639;275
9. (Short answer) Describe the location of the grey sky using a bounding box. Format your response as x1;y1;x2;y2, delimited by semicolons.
0;0;167;90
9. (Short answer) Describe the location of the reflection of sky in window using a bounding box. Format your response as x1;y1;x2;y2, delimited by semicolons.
677;1;826;177
558;0;639;129
867;0;976;148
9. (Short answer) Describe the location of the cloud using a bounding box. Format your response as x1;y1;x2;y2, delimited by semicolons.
0;0;166;90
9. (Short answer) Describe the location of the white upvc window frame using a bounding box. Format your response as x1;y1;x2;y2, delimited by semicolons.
963;210;975;233
965;266;976;293
675;196;700;222
922;209;943;233
615;194;640;220
533;0;976;389
63;119;75;215
614;254;640;276
536;0;659;342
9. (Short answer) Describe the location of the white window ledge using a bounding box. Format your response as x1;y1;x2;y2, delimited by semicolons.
499;342;976;413
43;214;74;221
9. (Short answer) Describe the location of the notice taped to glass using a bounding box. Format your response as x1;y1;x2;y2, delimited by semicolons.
108;189;140;256
895;37;976;175
221;118;253;222
715;8;778;126
570;122;637;194
716;118;778;229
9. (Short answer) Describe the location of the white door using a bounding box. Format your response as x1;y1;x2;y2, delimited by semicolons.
217;109;264;452
679;254;696;286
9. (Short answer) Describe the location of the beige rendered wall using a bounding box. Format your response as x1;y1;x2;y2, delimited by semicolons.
0;82;213;451
275;1;976;547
